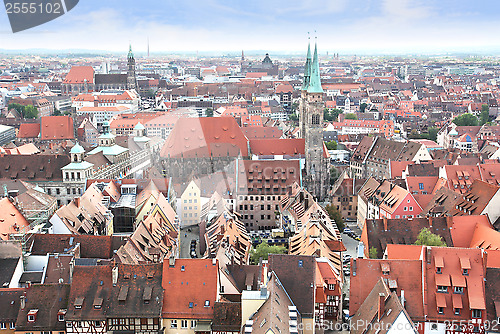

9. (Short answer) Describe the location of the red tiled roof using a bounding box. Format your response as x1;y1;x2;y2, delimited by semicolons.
450;215;492;248
0;198;29;240
242;126;282;139
385;244;422;260
444;165;481;194
63;66;94;84
425;247;486;320
40;116;74;140
275;84;293;94
162;259;218;319
349;258;423;319
17;123;40;138
249;138;305;156
159;117;248;158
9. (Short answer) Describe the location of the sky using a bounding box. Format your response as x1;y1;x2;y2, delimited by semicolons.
1;0;500;55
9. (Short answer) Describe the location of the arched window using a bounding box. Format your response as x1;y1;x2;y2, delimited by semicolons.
312;114;320;125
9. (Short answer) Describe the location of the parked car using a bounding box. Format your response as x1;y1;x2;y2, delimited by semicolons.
343;228;352;234
343;255;352;264
343;269;350;276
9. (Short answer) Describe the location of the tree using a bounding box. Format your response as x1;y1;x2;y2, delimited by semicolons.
359;103;368;113
23;105;38;119
345;113;357;120
205;108;214;117
325;140;337;150
369;247;378;259
329;166;341;185
8;103;24;115
146;89;156;98
323;108;333;122
325;204;345;232
414;227;447;247
8;103;38;119
289;112;298;122
323;108;342;122
249;241;286;264
53;109;62;116
453;113;478;126
480;104;489;125
428;126;438;142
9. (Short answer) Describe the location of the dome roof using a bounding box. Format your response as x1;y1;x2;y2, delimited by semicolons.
70;143;85;154
134;122;145;130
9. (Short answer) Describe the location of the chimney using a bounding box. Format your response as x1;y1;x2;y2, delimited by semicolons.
383;217;388;232
20;295;26;310
401;290;405;308
112;266;118;286
429;216;433;228
378;293;385;321
169;256;175;267
260;286;267;298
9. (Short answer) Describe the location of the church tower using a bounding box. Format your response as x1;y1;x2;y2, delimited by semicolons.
127;44;137;91
299;39;329;201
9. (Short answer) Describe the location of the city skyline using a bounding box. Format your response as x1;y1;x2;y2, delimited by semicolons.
1;0;500;55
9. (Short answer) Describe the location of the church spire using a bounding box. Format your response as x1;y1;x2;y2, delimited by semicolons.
127;44;134;60
307;40;323;94
301;36;312;91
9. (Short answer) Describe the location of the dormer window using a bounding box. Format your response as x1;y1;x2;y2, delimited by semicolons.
437;286;448;293
58;309;66;322
204;300;210;307
27;310;38;322
436;267;442;274
74;297;84;309
463;269;468;276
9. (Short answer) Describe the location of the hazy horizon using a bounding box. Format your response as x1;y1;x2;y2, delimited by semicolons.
1;0;500;56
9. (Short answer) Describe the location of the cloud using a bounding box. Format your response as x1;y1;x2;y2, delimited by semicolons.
1;0;499;54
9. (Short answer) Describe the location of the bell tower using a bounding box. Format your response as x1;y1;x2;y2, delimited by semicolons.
127;44;137;90
299;38;329;201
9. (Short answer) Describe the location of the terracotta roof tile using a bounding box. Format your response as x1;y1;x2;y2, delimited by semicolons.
63;66;94;84
160;117;248;158
17;123;40;138
161;259;218;319
40;116;74;140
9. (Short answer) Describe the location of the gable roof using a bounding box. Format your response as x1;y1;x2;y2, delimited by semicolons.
29;234;124;259
248;272;297;334
450;179;499;216
268;254;315;318
363;217;452;258
242;126;282;139
424;247;486;320
106;264;163;318
0;198;29;240
249;138;305;156
161;259;218;319
66;266;111;321
0;288;24;322
40;116;74;140
159;117;248;158
63;66;94;84
17;123;40;138
16;284;70;331
351;278;416;334
349;258;423;320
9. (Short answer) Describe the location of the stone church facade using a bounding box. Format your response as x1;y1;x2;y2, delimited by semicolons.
299;41;330;201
